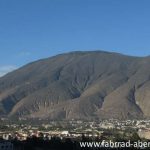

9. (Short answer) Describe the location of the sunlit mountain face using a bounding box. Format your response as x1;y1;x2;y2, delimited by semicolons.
0;51;149;120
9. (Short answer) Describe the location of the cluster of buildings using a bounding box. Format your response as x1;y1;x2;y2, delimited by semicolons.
0;119;150;143
98;119;150;139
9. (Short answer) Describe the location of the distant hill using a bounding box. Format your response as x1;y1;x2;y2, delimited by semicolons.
0;51;150;120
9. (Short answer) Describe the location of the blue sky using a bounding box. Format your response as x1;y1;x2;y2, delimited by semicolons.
0;0;150;76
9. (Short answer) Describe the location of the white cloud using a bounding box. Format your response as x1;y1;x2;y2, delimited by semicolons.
0;65;17;77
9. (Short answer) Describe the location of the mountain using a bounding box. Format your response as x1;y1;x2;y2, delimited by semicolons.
0;51;150;120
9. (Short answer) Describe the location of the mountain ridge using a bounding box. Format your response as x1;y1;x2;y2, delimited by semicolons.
0;50;150;120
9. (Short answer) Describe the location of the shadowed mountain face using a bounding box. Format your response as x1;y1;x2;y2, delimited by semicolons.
0;51;150;120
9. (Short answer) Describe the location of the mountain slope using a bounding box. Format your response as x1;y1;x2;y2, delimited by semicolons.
0;51;150;120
